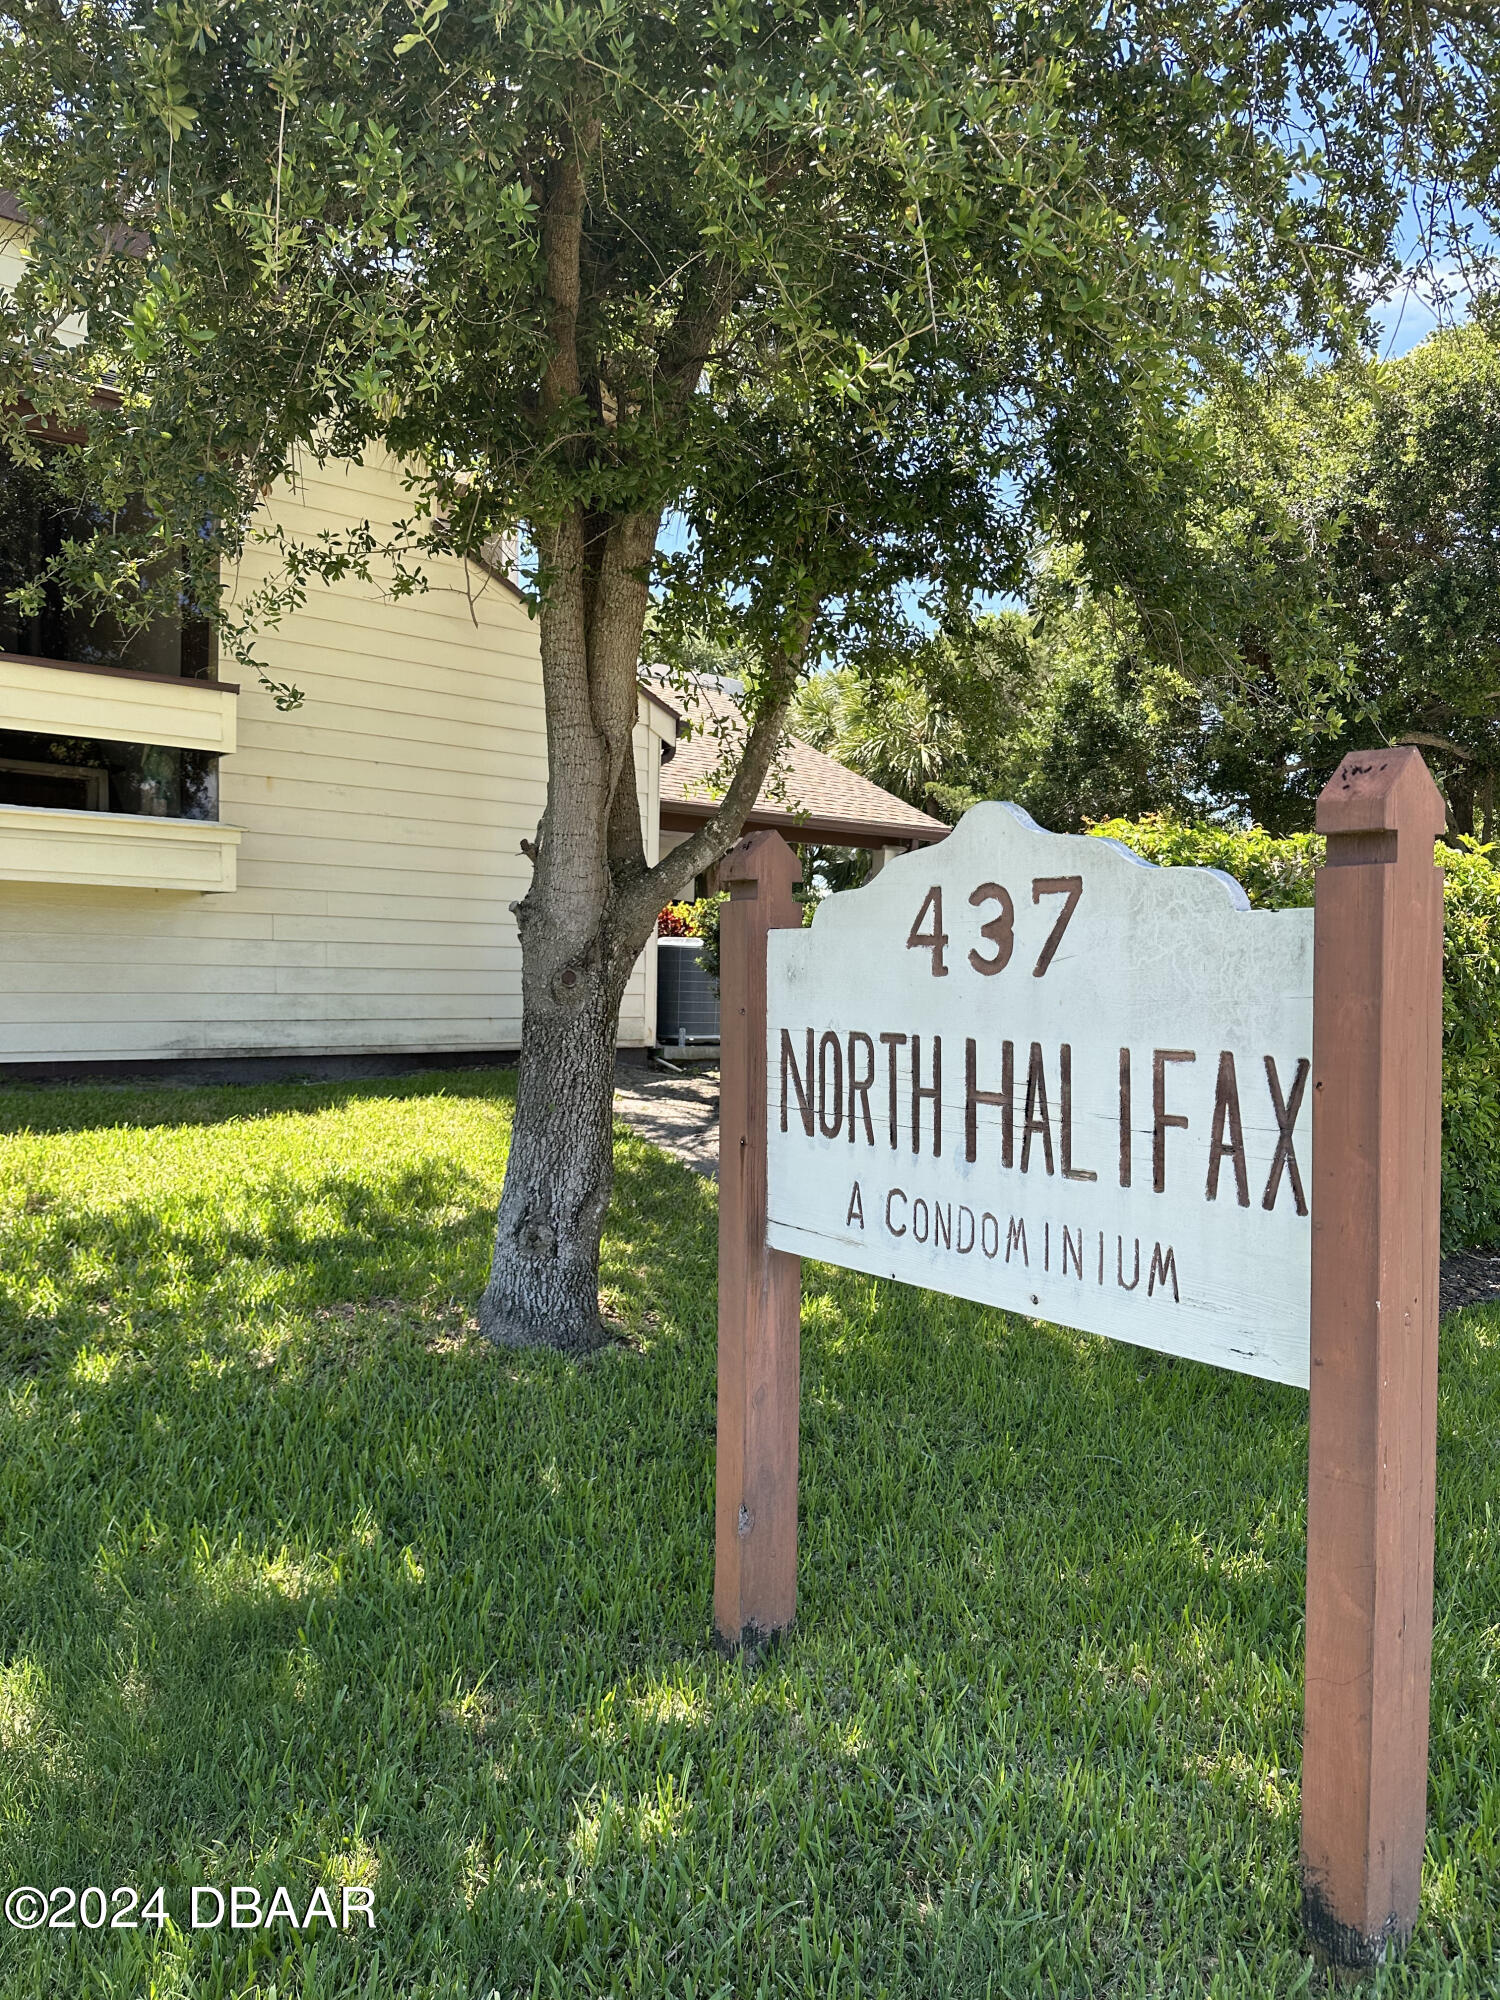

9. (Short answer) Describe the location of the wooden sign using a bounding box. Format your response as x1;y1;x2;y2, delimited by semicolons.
764;802;1314;1386
713;749;1445;1974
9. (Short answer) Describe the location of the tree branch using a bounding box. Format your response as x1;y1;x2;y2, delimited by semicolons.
643;695;793;905
605;694;648;884
589;507;661;874
1395;730;1475;762
539;117;598;423
615;613;818;942
653;253;739;416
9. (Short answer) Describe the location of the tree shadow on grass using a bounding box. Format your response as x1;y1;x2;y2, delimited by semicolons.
0;1159;501;1376
0;1134;737;1993
0;1101;1496;1995
0;1064;517;1139
0;1119;714;1376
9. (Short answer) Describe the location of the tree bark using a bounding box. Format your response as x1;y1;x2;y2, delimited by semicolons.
475;536;809;1352
476;501;638;1354
480;947;631;1353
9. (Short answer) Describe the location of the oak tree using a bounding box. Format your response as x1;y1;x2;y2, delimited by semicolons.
0;0;1489;1346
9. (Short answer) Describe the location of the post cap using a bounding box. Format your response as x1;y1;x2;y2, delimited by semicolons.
721;828;803;900
1315;747;1447;845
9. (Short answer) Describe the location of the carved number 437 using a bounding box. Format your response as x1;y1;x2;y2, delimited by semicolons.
905;877;1083;979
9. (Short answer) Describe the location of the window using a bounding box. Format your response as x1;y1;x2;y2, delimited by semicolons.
0;727;219;818
0;447;226;825
0;755;108;812
0;450;215;678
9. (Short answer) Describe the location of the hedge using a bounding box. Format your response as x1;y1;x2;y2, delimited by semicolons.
1091;815;1500;1252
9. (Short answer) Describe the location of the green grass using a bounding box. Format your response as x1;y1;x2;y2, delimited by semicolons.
0;1071;1496;1999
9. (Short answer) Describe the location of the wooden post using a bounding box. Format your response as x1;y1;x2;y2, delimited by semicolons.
1302;747;1446;1968
714;830;803;1653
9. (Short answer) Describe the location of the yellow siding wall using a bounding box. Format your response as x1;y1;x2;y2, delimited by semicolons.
0;452;667;1064
0;229;29;298
0;217;86;346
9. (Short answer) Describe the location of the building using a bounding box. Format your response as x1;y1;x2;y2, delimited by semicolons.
652;680;948;1050
0;466;945;1081
657;680;947;887
0;204;944;1081
0;447;681;1078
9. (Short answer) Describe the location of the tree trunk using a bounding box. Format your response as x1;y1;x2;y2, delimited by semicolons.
473;486;807;1353
1449;768;1474;839
479;954;629;1353
474;500;645;1356
470;134;788;1352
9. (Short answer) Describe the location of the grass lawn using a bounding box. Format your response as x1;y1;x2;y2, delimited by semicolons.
0;1071;1497;1999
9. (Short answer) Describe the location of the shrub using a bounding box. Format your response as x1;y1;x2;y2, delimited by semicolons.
660;886;819;989
1433;845;1500;1249
689;894;727;984
656;893;731;979
1091;815;1500;1251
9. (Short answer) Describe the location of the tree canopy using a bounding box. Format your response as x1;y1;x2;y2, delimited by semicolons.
1;0;1492;670
790;322;1500;844
948;324;1500;839
792;589;1200;835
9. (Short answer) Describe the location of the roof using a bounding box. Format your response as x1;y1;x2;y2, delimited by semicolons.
657;679;948;849
638;680;682;731
0;188;148;257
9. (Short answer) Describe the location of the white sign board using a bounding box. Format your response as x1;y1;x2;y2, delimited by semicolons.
765;804;1314;1386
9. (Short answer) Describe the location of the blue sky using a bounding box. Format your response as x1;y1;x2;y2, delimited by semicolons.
1372;274;1465;358
1374;295;1442;357
1375;192;1495;357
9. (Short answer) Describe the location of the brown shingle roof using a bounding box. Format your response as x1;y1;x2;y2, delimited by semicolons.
658;681;947;848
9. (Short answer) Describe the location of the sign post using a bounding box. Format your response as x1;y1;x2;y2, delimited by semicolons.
714;831;804;1653
712;750;1445;1966
1301;748;1446;1967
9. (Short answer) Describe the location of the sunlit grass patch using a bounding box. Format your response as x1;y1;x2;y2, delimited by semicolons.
0;1068;1496;1996
0;1658;57;1761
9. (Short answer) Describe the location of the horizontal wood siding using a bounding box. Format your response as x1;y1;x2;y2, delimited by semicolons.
0;807;239;892
0;653;239;753
0;452;664;1066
